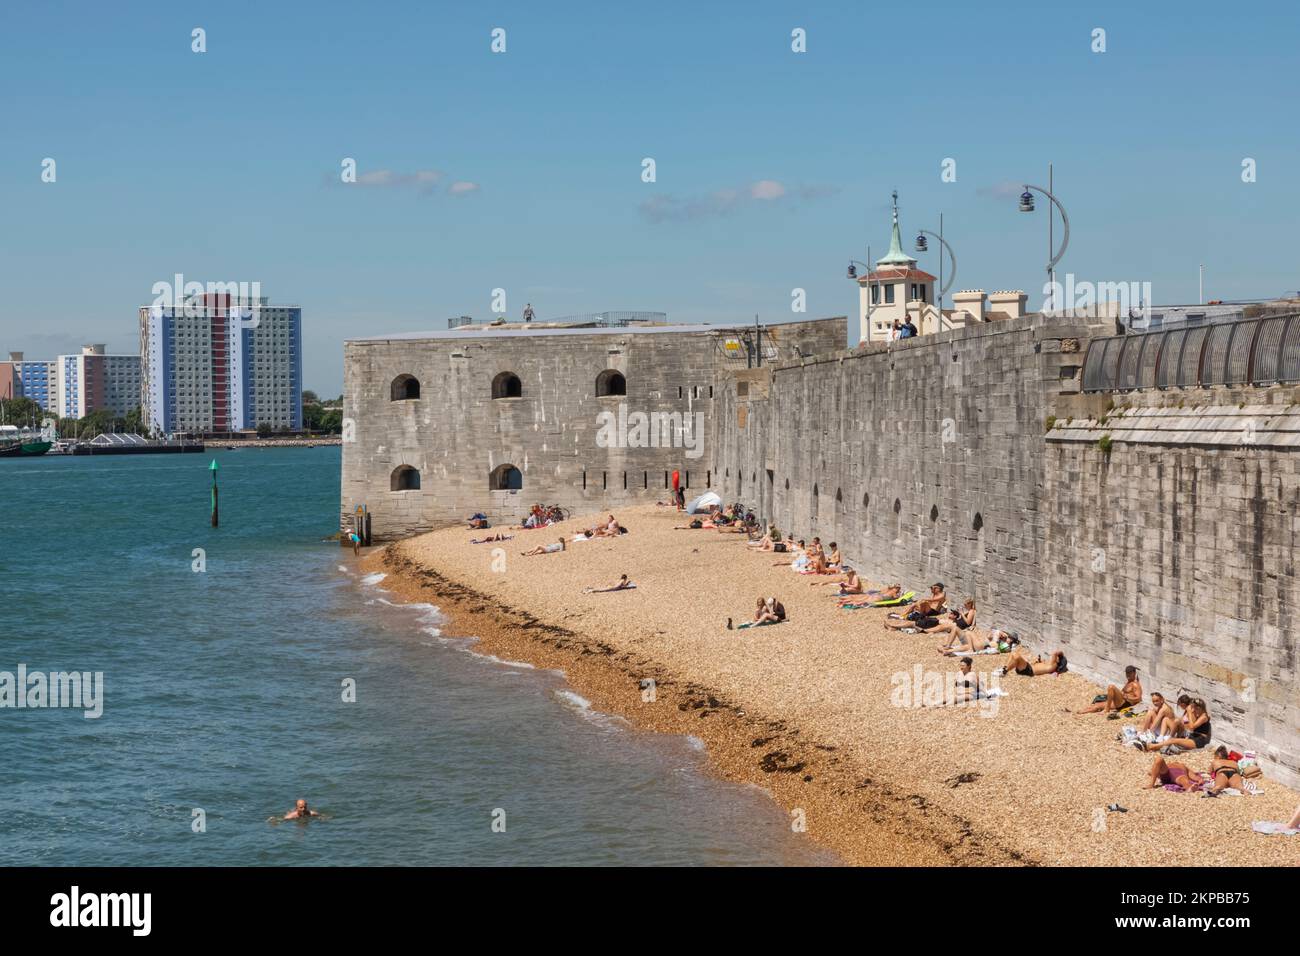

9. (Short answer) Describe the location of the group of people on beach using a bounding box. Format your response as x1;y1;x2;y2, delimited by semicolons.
726;517;1300;819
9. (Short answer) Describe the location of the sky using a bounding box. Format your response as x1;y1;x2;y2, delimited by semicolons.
1;0;1298;395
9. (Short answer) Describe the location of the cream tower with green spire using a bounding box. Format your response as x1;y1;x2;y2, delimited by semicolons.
855;190;936;344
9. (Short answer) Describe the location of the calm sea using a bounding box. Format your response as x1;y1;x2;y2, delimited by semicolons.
0;447;830;866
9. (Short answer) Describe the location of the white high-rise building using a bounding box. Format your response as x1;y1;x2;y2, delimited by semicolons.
138;293;303;436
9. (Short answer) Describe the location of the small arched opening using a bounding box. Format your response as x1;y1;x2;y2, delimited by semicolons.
391;465;421;491
489;463;524;491
595;369;626;397
391;374;421;401
492;371;523;399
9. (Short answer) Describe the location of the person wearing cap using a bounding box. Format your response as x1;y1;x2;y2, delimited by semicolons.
1073;664;1143;715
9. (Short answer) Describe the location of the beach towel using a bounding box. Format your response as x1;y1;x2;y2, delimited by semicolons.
1251;822;1299;835
737;619;783;629
944;646;1000;656
584;584;637;593
869;591;916;607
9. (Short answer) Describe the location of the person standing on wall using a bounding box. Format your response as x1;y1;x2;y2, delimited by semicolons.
523;303;535;323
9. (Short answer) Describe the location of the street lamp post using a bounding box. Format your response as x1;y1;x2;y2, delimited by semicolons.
914;215;957;322
846;245;874;342
1017;171;1070;312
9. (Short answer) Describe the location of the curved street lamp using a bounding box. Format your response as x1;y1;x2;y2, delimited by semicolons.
846;247;875;338
1018;179;1069;311
913;219;956;310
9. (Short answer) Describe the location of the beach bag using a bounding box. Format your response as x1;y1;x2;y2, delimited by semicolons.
690;519;702;529
1056;654;1069;674
773;543;787;553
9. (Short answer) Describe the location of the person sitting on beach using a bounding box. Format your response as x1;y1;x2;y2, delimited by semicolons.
780;540;810;571
1143;755;1205;791
750;596;786;626
882;584;947;629
904;583;946;618
1073;665;1143;715
931;657;984;706
1136;691;1174;737
1204;746;1249;796
931;599;977;649
284;799;321;820
1136;697;1211;753
468;512;490;530
522;538;566;557
1002;649;1067;677
815;566;862;595
748;525;783;551
585;574;634;593
824;543;842;572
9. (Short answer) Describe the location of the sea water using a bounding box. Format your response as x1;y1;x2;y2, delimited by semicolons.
0;448;831;865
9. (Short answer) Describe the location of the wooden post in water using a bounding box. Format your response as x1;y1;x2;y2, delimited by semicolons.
210;458;220;528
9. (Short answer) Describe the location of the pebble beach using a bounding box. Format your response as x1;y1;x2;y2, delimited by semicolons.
363;504;1300;867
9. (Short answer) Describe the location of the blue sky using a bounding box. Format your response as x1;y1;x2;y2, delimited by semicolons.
2;0;1297;394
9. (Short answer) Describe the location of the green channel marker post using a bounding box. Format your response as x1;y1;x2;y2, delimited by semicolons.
210;458;220;528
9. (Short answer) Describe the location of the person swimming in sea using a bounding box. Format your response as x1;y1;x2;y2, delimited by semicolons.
283;799;321;820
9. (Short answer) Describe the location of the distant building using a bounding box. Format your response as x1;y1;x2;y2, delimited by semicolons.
4;352;58;412
55;345;142;419
0;356;20;402
138;293;303;435
855;193;1027;343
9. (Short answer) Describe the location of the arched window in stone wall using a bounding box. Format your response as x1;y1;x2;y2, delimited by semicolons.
391;465;421;491
596;369;626;397
391;374;420;401
489;463;524;491
492;371;523;399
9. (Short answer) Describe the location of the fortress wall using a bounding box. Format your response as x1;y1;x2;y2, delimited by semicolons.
717;317;1300;786
341;317;845;538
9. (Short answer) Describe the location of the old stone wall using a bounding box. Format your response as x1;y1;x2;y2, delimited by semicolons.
715;317;1300;787
340;317;845;538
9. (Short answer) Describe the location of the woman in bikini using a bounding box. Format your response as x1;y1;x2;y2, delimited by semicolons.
931;599;977;651
1143;755;1205;791
1004;648;1066;676
1204;746;1246;796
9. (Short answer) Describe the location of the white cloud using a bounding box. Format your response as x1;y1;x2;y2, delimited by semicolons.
639;179;834;223
448;181;481;196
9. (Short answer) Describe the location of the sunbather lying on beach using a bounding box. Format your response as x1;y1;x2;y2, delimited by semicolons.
584;574;634;593
1134;697;1211;752
1073;665;1142;715
1002;649;1067;676
814;567;862;594
1143;755;1205;791
467;513;490;530
521;538;566;556
470;533;513;544
1204;747;1248;796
